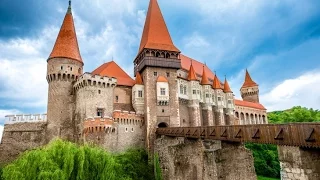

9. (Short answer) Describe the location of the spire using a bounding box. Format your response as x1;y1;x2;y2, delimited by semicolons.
135;72;144;85
48;0;82;63
212;74;223;89
188;63;197;81
138;0;179;53
201;66;210;85
223;77;233;93
242;69;258;88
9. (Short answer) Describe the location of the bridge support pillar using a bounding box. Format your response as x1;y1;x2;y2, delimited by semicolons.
202;105;214;126
155;135;256;180
188;100;201;126
278;146;320;180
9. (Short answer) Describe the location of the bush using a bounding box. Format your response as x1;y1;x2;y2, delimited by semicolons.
2;139;155;180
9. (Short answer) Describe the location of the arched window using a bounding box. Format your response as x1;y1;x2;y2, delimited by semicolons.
156;52;160;57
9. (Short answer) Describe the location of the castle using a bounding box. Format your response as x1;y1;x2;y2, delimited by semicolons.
0;0;268;161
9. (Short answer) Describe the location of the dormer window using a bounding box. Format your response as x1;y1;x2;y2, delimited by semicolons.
160;88;166;95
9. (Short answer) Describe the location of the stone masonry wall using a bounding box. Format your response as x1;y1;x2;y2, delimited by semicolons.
0;123;47;165
155;135;256;180
114;86;134;112
278;146;320;180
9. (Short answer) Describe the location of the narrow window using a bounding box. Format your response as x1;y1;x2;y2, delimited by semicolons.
162;109;165;113
154;72;157;76
180;85;183;94
138;90;143;97
184;86;187;95
98;90;101;94
206;94;209;98
228;100;232;104
70;67;73;71
125;128;128;132
197;90;200;94
193;90;196;94
160;88;166;95
115;96;119;102
166;72;170;77
131;128;134;132
61;66;63;70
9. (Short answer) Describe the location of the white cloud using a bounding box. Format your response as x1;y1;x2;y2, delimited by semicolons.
261;70;320;111
0;109;22;124
0;125;3;143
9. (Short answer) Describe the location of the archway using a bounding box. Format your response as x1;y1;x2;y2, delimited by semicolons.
158;122;168;128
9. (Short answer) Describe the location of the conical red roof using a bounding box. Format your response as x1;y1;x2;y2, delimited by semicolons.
135;72;144;85
242;69;258;88
223;78;233;93
48;2;82;63
138;0;179;53
188;64;197;81
201;66;211;85
92;61;135;86
212;74;223;89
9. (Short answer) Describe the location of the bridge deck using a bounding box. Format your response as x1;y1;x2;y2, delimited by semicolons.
156;123;320;148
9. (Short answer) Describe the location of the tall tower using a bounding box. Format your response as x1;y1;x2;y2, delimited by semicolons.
134;0;181;150
240;70;259;103
46;1;83;142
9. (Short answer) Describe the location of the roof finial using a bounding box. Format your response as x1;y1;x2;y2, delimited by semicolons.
67;0;72;14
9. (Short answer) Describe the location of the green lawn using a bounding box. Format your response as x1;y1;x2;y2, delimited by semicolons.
257;176;280;180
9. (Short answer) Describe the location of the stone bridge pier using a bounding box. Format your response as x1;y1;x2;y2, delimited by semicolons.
155;135;257;180
278;146;320;180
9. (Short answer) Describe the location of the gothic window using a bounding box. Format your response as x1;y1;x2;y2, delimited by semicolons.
180;84;183;94
97;108;104;117
138;90;143;97
161;88;166;95
156;52;160;57
154;72;157;76
184;86;187;95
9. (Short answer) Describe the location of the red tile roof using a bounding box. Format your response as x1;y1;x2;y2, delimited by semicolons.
223;78;233;93
187;64;197;81
201;65;211;85
135;72;144;85
180;54;215;80
234;99;266;110
157;76;168;82
92;61;135;87
48;4;82;63
213;74;223;89
242;69;258;88
138;0;179;53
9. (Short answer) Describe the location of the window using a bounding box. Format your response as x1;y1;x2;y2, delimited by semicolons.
228;100;232;104
180;85;183;94
131;128;134;132
160;88;166;95
184;86;187;95
70;67;73;71
61;66;63;70
115;96;119;102
97;108;104;117
197;90;200;94
125;128;128;132
193;90;196;94
218;97;222;101
166;72;170;77
162;109;165;113
206;94;209;98
98;90;101;94
138;90;143;97
154;72;157;76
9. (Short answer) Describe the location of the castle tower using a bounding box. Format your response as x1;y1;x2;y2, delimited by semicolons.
223;77;235;125
132;72;145;115
201;66;214;126
46;1;83;142
187;64;201;126
240;69;259;103
212;74;225;125
134;0;181;150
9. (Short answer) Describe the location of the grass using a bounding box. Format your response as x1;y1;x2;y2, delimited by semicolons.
258;176;280;180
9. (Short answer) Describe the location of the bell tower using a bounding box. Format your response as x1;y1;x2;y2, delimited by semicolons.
46;0;83;142
240;69;259;103
134;0;181;150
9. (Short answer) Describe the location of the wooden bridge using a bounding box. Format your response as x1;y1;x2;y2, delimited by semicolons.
156;123;320;148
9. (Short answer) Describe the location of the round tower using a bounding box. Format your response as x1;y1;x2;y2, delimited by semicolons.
240;70;259;103
46;1;83;142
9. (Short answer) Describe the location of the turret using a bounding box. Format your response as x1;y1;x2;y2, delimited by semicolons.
188;63;200;100
212;74;225;125
46;0;83;142
223;77;235;125
240;69;259;103
132;72;145;114
201;65;212;104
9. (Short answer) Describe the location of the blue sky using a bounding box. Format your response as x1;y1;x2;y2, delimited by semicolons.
1;0;320;139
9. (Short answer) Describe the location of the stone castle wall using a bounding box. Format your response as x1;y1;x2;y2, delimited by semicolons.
155;136;256;180
0;122;47;165
114;86;135;112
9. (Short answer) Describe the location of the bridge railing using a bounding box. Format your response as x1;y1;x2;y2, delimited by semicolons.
156;123;320;148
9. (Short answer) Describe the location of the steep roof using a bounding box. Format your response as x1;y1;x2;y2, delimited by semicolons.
92;61;135;87
157;76;168;82
48;1;82;63
223;78;233;93
212;74;223;89
201;66;211;85
180;54;215;80
187;64;197;81
138;0;179;53
234;99;266;110
135;72;144;85
242;69;258;88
